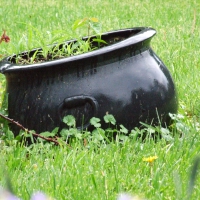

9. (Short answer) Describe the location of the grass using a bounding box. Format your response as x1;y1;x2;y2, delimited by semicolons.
1;127;200;200
0;0;200;199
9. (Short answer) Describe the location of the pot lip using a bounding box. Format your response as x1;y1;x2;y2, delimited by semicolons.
0;27;156;73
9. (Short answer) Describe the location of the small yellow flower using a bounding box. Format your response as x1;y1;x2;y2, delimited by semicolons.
142;156;158;163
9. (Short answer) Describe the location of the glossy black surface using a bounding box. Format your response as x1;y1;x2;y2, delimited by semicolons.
0;27;178;134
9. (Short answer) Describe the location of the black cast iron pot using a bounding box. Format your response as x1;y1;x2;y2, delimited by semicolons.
0;27;178;135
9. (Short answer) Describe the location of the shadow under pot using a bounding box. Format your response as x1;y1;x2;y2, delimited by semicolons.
0;27;178;135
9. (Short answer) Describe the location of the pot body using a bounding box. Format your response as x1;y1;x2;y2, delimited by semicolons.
0;27;178;134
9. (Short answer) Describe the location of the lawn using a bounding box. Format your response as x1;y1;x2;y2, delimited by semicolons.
0;0;200;199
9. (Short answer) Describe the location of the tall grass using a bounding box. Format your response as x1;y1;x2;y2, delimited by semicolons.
0;0;200;199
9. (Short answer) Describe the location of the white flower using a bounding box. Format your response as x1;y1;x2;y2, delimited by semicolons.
117;193;144;200
0;189;20;200
30;192;49;200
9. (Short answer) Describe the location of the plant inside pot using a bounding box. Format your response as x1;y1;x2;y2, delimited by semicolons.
0;18;178;138
9;18;121;65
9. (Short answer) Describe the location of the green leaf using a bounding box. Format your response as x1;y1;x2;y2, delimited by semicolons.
118;134;129;141
74;133;83;140
63;115;76;127
92;130;104;141
104;114;116;125
72;18;88;30
15;135;22;142
119;124;128;134
60;129;72;138
69;128;79;136
52;127;59;134
40;131;56;138
90;117;101;128
5;128;14;141
92;38;107;44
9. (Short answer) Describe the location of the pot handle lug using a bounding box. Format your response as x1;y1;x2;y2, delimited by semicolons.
58;95;98;130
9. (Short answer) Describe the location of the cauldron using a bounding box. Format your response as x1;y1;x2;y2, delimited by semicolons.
0;27;178;134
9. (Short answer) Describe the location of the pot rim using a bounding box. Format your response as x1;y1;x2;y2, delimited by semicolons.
0;27;156;73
